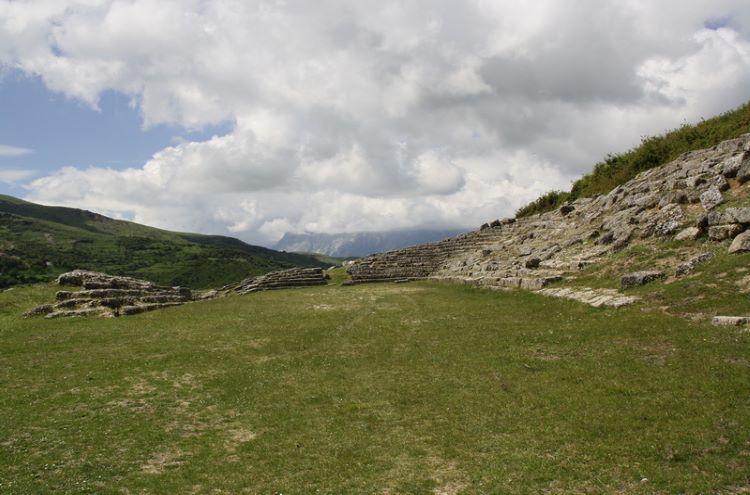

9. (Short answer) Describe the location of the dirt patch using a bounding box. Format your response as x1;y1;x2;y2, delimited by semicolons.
128;378;157;395
229;428;256;443
736;275;750;293
224;427;258;454
613;338;677;364
527;350;561;361
725;357;750;367
434;481;467;495
141;448;186;474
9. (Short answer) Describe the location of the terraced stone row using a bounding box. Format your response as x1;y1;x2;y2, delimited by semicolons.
25;270;205;318
230;267;327;294
347;134;750;294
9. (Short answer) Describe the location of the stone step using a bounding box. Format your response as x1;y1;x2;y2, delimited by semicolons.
45;307;111;319
119;302;185;316
342;278;414;285
537;287;638;308
712;316;750;326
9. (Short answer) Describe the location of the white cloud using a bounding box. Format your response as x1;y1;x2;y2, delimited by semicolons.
1;0;749;245
0;168;34;183
0;144;33;157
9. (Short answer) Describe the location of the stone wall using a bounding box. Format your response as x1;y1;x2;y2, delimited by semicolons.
26;270;206;318
228;267;328;294
26;266;328;318
347;134;750;289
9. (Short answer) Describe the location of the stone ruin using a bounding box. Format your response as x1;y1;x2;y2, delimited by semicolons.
26;266;328;318
24;270;203;318
346;134;750;308
225;267;328;294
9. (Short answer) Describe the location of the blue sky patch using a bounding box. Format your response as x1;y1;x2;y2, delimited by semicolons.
0;71;233;197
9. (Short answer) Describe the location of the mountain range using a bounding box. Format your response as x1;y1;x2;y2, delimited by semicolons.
274;229;468;257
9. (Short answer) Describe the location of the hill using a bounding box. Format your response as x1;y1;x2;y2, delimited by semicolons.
516;101;750;217
0;195;323;289
274;229;467;257
346;133;750;322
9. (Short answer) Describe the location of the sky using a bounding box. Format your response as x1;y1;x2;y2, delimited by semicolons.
1;1;750;246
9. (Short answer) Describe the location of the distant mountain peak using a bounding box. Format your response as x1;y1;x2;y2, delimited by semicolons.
274;229;468;257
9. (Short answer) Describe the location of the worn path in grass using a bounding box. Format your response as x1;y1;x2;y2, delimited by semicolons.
1;281;749;494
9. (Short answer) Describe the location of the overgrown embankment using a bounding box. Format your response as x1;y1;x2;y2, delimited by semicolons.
517;101;750;217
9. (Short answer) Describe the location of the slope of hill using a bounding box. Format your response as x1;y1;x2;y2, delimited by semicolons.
347;134;750;321
0;195;323;289
517;101;750;217
274;229;467;257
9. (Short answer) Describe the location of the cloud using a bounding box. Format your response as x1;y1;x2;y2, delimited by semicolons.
1;0;749;245
0;144;33;157
0;168;34;183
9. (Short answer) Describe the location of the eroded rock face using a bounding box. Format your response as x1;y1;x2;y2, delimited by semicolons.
345;134;750;291
26;270;201;318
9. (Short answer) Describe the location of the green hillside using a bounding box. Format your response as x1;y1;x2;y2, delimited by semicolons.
0;195;323;289
517;101;750;217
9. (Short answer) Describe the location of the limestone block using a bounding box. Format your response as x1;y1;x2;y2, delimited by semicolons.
674;227;701;241
676;252;714;275
712;316;750;326
726;207;750;225
714;174;730;192
699;186;723;211
721;154;743;178
708;224;743;241
729;231;750;254
707;210;735;226
621;271;666;289
737;153;750;184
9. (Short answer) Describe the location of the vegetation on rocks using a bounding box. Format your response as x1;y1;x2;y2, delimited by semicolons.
517;101;750;217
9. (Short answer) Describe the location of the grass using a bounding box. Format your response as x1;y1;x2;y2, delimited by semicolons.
1;279;749;493
0;195;324;289
562;237;750;320
516;100;750;218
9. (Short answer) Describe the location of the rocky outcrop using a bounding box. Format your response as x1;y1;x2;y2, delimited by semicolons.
26;270;203;318
346;135;750;294
621;271;666;289
228;267;327;294
676;252;714;276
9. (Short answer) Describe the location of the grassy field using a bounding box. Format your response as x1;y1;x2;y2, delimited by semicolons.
1;275;749;494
